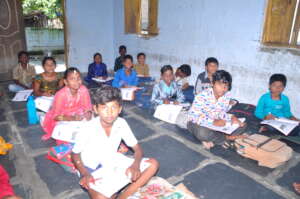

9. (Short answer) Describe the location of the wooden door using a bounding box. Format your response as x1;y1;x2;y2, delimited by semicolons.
0;0;26;81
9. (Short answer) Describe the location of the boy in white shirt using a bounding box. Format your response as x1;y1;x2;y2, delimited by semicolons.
71;86;159;199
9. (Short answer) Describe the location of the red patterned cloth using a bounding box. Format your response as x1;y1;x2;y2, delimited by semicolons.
0;164;15;198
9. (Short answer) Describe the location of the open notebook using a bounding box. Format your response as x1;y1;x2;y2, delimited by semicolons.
201;118;246;135
154;104;184;124
89;153;149;198
12;89;33;101
92;77;114;83
261;118;299;136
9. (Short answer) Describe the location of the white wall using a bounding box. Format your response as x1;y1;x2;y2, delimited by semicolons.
25;27;64;51
65;0;114;71
113;0;300;117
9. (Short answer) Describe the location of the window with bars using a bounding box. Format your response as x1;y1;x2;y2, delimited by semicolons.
262;0;300;48
124;0;158;37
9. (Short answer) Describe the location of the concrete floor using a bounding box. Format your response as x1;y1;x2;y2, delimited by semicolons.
1;81;300;199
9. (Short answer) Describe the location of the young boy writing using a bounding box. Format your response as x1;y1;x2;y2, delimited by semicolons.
188;70;246;149
175;64;191;90
194;57;218;95
255;74;300;135
8;51;36;92
71;86;159;199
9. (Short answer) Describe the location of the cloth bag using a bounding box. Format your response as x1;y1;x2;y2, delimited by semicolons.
235;134;293;168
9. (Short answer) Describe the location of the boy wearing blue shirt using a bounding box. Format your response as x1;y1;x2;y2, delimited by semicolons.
112;55;139;88
255;74;299;135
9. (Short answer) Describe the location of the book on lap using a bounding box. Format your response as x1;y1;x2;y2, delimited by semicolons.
34;96;54;112
200;118;246;135
261;118;299;136
89;153;149;198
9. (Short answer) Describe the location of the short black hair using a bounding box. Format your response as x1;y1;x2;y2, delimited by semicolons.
123;54;133;63
119;45;127;52
93;52;102;59
205;57;219;66
137;52;146;58
91;85;122;106
64;67;81;79
42;56;56;66
178;64;191;76
18;51;29;59
269;73;287;87
161;65;173;75
212;70;232;90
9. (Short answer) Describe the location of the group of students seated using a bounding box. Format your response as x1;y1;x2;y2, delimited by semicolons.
6;45;300;198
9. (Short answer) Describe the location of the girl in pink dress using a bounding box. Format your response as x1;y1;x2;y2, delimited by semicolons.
42;67;92;141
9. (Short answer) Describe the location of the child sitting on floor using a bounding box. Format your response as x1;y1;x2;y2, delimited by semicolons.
112;55;139;88
114;45;127;72
151;65;185;107
71;86;159;199
255;74;300;135
84;53;108;84
133;53;150;77
42;67;92;141
194;57;219;95
8;51;36;92
175;64;191;90
33;57;64;97
187;70;246;150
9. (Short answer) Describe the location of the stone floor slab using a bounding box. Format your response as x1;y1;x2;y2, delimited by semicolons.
34;154;79;196
159;122;199;144
0;154;16;178
277;161;300;193
130;107;161;124
20;125;55;150
14;184;31;199
141;135;206;178
0;124;12;141
180;163;284;199
210;146;273;177
126;117;156;140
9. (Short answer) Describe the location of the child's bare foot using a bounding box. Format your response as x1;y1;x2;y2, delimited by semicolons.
202;141;214;150
293;182;300;194
41;134;51;141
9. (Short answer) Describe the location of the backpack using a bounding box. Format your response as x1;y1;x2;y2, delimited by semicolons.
235;134;293;168
229;102;261;134
46;144;76;173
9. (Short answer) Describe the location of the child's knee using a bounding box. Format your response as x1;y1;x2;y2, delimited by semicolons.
147;158;159;171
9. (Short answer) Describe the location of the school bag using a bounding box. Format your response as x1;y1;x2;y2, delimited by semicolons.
228;102;261;134
234;134;293;168
46;144;76;173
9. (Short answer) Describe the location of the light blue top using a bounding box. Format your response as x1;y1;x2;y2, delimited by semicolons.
255;92;292;119
112;68;139;88
151;80;185;105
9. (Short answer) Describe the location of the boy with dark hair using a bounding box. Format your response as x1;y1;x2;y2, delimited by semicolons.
188;70;246;149
175;64;191;90
133;52;150;77
112;55;139;88
71;86;159;199
255;73;300;135
114;45;127;72
8;51;36;92
194;57;219;94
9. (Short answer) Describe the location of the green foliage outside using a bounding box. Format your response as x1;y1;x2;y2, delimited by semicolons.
21;0;63;19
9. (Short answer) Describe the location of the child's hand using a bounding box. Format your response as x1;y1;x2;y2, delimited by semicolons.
79;174;95;190
213;119;226;127
264;114;276;120
84;111;92;121
163;99;170;104
231;116;245;127
173;101;180;105
126;164;141;182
